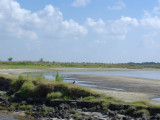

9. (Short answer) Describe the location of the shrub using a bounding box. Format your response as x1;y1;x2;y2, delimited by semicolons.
47;92;62;99
19;81;36;97
18;75;24;80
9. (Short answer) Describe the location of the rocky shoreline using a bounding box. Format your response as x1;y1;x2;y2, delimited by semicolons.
1;94;160;120
0;96;141;120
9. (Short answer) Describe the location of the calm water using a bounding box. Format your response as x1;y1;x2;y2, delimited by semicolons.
28;70;160;91
62;70;160;80
30;70;160;80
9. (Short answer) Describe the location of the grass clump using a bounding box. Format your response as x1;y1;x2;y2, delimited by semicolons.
132;100;152;107
18;75;24;80
135;109;150;117
18;105;33;111
55;72;64;82
19;81;36;97
47;92;62;99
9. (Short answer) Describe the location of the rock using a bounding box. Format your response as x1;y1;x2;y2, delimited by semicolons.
108;110;116;117
82;107;88;111
142;113;150;120
70;102;77;108
34;98;46;104
0;96;10;107
27;97;33;104
21;101;27;105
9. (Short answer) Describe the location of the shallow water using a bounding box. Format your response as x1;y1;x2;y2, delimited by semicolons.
152;98;160;102
62;70;160;80
64;79;125;91
29;70;160;80
0;113;19;120
27;70;160;91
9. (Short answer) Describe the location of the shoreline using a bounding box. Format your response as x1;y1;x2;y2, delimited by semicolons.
0;68;160;105
0;68;160;119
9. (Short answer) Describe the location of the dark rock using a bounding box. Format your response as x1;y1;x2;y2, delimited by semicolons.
108;103;126;111
108;110;116;117
21;101;27;105
82;107;88;111
27;97;33;104
34;98;46;104
0;77;11;91
0;96;10;107
70;102;77;108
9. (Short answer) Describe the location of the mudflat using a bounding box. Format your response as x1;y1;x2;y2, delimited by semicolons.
0;68;160;104
69;74;160;104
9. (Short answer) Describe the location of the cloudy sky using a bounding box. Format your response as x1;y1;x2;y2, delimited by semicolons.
0;0;160;63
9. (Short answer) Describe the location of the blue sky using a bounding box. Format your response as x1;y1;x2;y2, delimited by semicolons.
0;0;160;63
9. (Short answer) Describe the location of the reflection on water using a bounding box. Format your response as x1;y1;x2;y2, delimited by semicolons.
62;71;160;80
0;113;19;120
28;70;160;80
152;98;160;102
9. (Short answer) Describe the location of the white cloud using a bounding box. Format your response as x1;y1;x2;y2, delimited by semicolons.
140;12;160;29
153;0;160;14
121;16;139;26
86;16;138;40
71;0;90;7
0;0;88;43
86;18;105;27
107;1;125;11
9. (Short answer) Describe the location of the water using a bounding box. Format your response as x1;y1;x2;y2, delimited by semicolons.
27;70;160;91
64;79;125;91
0;113;19;120
29;70;160;81
152;98;160;102
62;70;160;80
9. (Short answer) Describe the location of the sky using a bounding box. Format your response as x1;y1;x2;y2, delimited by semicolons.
0;0;160;63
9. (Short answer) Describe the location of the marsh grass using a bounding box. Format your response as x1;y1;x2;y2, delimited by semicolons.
132;100;152;107
7;74;99;100
47;92;62;99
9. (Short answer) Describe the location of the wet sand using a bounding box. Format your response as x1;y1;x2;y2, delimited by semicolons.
0;68;160;105
69;74;160;104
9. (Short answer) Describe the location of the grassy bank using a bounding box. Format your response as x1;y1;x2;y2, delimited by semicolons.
0;74;160;119
0;61;160;69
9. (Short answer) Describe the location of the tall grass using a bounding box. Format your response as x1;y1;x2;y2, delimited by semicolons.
55;72;64;82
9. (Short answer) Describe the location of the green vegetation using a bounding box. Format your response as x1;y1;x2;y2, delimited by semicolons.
7;57;13;62
6;74;100;100
47;92;62;99
0;61;160;69
55;72;64;82
0;74;160;118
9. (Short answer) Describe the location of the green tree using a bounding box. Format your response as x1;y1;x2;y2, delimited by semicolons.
8;57;13;62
